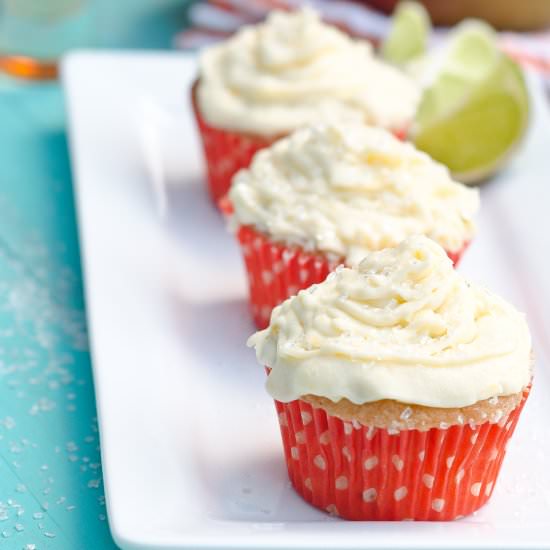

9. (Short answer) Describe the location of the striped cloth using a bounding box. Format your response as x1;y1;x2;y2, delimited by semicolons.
174;0;550;78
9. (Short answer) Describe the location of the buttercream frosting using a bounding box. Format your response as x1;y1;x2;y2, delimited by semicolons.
229;123;479;264
249;236;532;408
197;8;420;135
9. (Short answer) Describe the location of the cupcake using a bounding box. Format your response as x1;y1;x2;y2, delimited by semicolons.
193;8;420;204
226;122;479;328
249;236;532;521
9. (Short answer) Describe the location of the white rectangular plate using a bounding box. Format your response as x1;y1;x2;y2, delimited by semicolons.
63;51;550;550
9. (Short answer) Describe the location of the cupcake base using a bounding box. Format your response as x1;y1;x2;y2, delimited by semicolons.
274;388;529;521
235;224;468;329
235;225;343;329
191;81;276;206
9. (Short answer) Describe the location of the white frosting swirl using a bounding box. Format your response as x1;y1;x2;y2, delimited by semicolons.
197;8;420;135
229;123;479;264
249;236;532;408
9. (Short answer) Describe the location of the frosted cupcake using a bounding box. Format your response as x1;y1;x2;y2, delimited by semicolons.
226;122;479;328
249;236;532;521
193;8;420;204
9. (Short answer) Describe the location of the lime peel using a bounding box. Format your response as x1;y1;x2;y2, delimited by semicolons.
381;1;431;65
412;21;530;184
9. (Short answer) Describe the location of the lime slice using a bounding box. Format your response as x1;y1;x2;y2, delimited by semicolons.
381;1;431;65
412;21;530;183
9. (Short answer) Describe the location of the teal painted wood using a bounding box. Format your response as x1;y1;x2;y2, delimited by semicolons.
0;2;195;548
0;81;116;549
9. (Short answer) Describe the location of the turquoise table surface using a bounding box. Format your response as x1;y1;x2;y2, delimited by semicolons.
0;2;193;548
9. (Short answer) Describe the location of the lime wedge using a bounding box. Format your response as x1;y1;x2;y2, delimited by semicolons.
381;1;431;65
412;21;530;183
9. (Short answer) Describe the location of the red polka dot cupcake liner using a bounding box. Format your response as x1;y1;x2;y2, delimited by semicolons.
234;225;343;329
274;387;530;521
232;223;468;329
191;81;276;206
391;126;408;141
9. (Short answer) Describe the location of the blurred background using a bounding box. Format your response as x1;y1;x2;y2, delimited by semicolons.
0;1;548;549
1;0;550;79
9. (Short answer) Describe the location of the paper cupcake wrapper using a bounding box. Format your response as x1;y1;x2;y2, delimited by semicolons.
234;225;343;329
447;247;466;265
234;224;468;329
191;81;276;206
191;80;410;207
274;387;529;521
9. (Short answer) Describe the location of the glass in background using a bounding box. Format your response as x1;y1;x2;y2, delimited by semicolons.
0;0;95;80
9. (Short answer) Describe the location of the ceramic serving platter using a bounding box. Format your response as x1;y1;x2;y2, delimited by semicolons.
62;51;550;550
